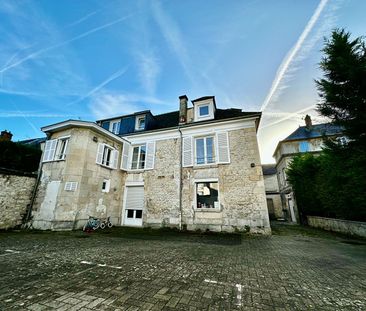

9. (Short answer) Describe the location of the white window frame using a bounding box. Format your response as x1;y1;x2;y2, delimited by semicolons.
64;181;78;192
55;136;70;160
194;135;215;166
194;101;214;121
135;115;146;131
130;144;146;170
96;143;119;169
110;121;121;135
43;136;70;163
102;179;110;193
193;178;221;212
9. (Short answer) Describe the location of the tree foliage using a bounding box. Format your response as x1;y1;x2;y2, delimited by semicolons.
287;29;366;222
0;141;41;173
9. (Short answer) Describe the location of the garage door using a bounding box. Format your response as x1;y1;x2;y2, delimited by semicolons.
123;186;144;227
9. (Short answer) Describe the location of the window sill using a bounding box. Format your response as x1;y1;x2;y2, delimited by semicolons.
99;164;114;170
194;207;222;213
193;163;218;169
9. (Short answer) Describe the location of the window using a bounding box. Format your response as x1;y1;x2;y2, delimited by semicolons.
196;182;219;209
55;137;69;160
131;144;146;170
135;116;145;131
43;136;70;162
110;121;120;134
199;105;209;117
102;179;110;193
195;136;215;165
299;141;309;152
96;143;119;169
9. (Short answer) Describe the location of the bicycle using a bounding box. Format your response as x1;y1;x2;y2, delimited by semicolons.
83;216;112;231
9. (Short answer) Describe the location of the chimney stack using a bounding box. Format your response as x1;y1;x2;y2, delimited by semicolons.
0;130;13;142
179;95;188;124
305;115;312;130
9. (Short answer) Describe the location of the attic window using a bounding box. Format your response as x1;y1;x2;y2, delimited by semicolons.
199;105;209;117
135;116;145;131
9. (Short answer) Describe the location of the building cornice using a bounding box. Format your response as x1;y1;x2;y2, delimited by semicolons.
41;120;129;144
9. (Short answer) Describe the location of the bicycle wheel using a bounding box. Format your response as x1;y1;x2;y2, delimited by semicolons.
100;222;106;229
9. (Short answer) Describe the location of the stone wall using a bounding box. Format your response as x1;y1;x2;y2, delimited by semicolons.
0;171;36;229
307;216;366;238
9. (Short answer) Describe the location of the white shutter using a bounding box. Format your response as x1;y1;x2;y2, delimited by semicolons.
216;131;230;164
96;143;104;165
120;141;131;171
111;149;119;169
125;186;144;210
145;141;155;170
43;139;57;162
182;136;193;167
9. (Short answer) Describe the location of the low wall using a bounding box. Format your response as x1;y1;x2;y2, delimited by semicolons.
0;169;37;229
307;216;366;238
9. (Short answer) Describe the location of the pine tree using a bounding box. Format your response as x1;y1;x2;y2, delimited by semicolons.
316;29;366;146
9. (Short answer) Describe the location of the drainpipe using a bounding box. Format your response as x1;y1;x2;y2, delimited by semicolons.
178;127;183;230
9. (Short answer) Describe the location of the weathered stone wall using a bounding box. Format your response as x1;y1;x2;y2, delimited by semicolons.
138;127;270;234
0;172;36;229
307;216;366;238
32;128;125;230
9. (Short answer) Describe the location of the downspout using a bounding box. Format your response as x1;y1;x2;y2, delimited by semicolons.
178;127;183;231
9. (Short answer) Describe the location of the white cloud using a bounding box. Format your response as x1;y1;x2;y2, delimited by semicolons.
137;51;160;95
89;92;144;120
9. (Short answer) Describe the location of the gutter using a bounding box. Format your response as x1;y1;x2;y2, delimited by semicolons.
178;127;183;231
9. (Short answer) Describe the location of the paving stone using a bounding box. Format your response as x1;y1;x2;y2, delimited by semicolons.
0;224;365;310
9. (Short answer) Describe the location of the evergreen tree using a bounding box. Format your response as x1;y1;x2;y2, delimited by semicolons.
316;29;366;147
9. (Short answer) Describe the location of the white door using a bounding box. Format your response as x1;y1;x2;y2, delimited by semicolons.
123;186;144;227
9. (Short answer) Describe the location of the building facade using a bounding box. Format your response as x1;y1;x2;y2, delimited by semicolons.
31;96;270;233
262;164;283;220
273;115;343;223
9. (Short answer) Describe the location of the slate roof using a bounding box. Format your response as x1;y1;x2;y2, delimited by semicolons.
151;109;260;131
262;164;277;175
18;137;46;149
283;123;343;142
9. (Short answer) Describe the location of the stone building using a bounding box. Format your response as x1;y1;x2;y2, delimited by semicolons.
273;115;343;223
31;95;270;233
262;164;283;220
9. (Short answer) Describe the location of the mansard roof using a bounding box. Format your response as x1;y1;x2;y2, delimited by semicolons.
283;123;343;142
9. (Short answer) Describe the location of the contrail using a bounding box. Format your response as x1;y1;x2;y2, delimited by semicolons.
66;67;128;107
260;104;317;129
260;0;328;111
65;11;98;28
0;14;132;74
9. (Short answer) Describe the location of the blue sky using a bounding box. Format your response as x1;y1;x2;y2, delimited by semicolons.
0;0;365;163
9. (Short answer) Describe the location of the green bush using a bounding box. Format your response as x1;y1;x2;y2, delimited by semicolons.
0;141;42;173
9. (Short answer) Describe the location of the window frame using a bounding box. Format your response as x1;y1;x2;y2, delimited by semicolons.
194;135;215;166
55;136;70;160
110;121;121;135
130;144;146;170
194;101;214;121
194;179;221;212
135;115;146;131
102;179;110;193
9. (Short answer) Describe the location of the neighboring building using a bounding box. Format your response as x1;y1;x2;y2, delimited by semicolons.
18;137;46;150
31;95;270;234
273;115;343;223
262;164;283;220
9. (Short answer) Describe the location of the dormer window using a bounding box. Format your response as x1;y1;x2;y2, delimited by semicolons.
135;115;145;131
193;97;215;122
199;105;209;117
109;120;121;135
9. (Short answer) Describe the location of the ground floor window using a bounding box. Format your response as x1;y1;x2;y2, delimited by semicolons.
196;182;219;209
126;209;142;219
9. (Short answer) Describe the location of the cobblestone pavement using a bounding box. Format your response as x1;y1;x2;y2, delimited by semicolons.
0;224;365;311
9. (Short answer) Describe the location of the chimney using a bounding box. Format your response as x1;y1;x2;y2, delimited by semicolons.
179;95;188;124
305;115;312;130
0;130;13;142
